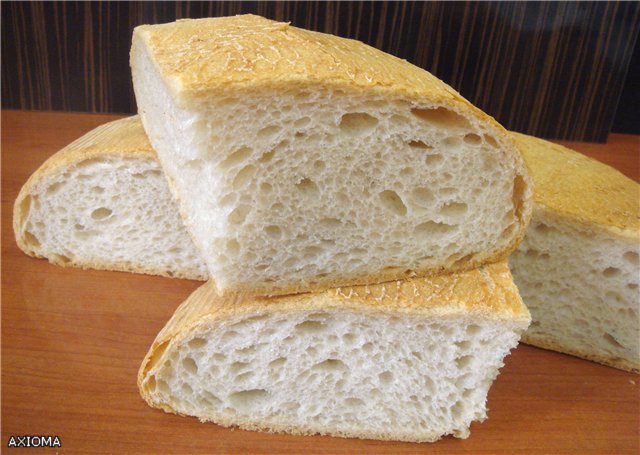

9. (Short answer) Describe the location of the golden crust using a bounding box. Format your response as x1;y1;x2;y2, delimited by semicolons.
512;132;640;237
138;261;530;399
135;15;461;102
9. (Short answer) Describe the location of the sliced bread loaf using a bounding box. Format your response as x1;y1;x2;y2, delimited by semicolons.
131;14;532;296
13;116;208;280
509;133;640;373
138;261;530;442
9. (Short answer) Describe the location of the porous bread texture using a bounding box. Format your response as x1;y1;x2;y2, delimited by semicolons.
131;14;532;296
13;116;208;280
509;133;640;373
139;262;531;442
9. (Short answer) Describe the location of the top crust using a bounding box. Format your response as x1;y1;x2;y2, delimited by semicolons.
512;132;640;237
133;14;504;136
134;15;462;102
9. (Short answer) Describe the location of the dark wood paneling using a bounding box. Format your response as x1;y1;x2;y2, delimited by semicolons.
2;1;639;141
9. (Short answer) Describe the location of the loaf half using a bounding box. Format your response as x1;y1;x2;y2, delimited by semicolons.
131;14;533;296
138;261;530;442
509;132;640;373
13;116;208;280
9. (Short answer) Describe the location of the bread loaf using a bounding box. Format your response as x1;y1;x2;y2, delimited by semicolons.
138;261;530;442
131;14;532;296
13;116;207;280
509;133;640;373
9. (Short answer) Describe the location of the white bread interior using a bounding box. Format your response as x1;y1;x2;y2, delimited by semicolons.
131;14;532;296
510;133;640;373
138;262;530;442
13;116;207;280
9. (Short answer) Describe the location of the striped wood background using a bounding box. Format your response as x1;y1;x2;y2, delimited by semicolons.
2;1;639;141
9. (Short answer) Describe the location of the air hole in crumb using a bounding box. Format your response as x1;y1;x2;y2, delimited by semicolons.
313;160;326;170
303;246;323;260
379;371;393;384
362;342;374;353
232;165;256;188
452;401;465;419
456;355;473;369
411;107;469;128
320;218;342;229
51;253;71;264
295;320;326;333
313;359;346;372
425;154;443;165
412;187;435;207
188;338;207;349
91;207;113;220
623;251;639;266
156;379;170;394
414;221;456;237
602;267;621;278
344;398;364;407
18;195;33;226
24;231;40;248
440;202;468;217
484;135;499;148
146;375;157;392
467;324;481;335
378;190;407;216
226;239;240;254
257;125;281;140
219;193;236;207
182;357;198;375
46;182;63;195
264;225;282;239
185;159;203;169
295;178;318;196
512;175;526;220
259;150;275;163
228;389;268;411
219;146;252;170
269;357;287;368
408;140;432;150
230;361;249;374
443;136;461;148
603;333;624;349
463;133;482;145
75;157;102;169
339;112;379;135
294;117;311;128
228;205;250;224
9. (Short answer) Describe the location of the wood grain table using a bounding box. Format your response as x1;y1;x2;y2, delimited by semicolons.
2;110;639;454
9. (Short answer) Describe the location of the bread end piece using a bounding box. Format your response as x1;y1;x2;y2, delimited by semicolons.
511;133;640;373
138;262;530;442
13;116;208;281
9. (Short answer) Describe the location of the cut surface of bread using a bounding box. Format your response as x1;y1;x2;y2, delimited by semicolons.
138;262;530;442
13;116;208;280
510;133;640;373
131;14;532;296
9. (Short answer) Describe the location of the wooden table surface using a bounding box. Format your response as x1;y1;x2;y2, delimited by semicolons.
2;110;639;454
